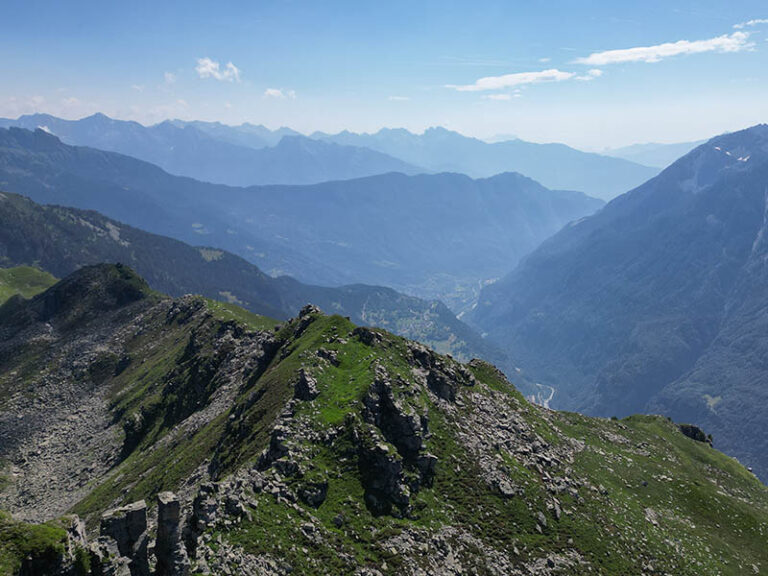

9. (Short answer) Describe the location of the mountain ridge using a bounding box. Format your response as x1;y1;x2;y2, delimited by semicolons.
0;190;514;383
312;125;660;200
0;114;424;186
0;264;766;575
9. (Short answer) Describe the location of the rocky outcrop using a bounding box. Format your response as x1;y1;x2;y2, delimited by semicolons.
155;492;190;576
356;364;438;516
406;341;476;402
356;436;410;516
678;423;713;446
294;368;319;401
98;501;150;576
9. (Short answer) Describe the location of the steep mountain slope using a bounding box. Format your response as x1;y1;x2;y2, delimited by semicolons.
313;127;659;200
0;191;505;370
0;127;603;309
602;140;705;168
469;124;768;480
0;114;422;186
1;265;766;575
221;171;603;311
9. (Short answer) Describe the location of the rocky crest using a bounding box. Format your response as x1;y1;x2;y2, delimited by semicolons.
1;268;767;575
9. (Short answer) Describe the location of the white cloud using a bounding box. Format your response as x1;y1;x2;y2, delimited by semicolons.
575;68;604;81
132;84;145;92
447;68;575;92
164;72;177;85
195;58;241;82
734;19;768;29
263;88;296;99
576;31;753;65
388;95;410;101
482;94;513;101
538;57;551;63
62;97;81;106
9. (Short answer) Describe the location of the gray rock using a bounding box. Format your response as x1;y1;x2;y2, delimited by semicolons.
294;368;319;401
99;500;149;576
155;491;190;576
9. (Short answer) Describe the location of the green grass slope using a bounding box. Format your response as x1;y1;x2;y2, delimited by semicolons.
0;266;56;304
0;268;766;574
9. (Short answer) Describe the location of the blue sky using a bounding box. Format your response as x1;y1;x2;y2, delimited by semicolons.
1;0;767;148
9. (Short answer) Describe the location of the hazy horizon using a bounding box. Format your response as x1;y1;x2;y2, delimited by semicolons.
2;0;767;149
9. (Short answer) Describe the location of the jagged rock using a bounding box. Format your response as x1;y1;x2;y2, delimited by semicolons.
363;367;426;458
353;326;383;347
294;368;319;401
155;492;190;576
299;481;328;508
678;423;713;446
192;483;219;530
90;536;132;576
317;347;340;366
357;433;410;516
258;424;291;470
99;500;150;576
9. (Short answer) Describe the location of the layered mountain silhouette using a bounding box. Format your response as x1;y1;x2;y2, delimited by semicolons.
469;124;768;480
313;126;659;200
0;114;658;198
0;127;602;310
0;190;511;371
0;113;422;186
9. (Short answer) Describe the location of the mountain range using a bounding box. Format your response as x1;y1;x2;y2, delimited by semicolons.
0;127;603;311
0;114;659;199
0;264;765;575
469;124;768;481
0;114;423;186
0;190;513;375
313;127;660;200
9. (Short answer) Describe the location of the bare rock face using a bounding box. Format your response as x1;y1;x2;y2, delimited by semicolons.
98;500;150;576
294;368;319;401
406;341;476;402
356;364;438;517
155;492;190;576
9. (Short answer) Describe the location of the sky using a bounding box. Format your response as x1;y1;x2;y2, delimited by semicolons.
1;0;767;149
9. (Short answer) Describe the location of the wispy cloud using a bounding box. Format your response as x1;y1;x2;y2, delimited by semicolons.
263;88;296;99
734;19;768;29
164;72;177;85
447;68;574;92
575;32;753;65
388;95;410;101
131;84;145;93
482;94;514;101
195;58;241;82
